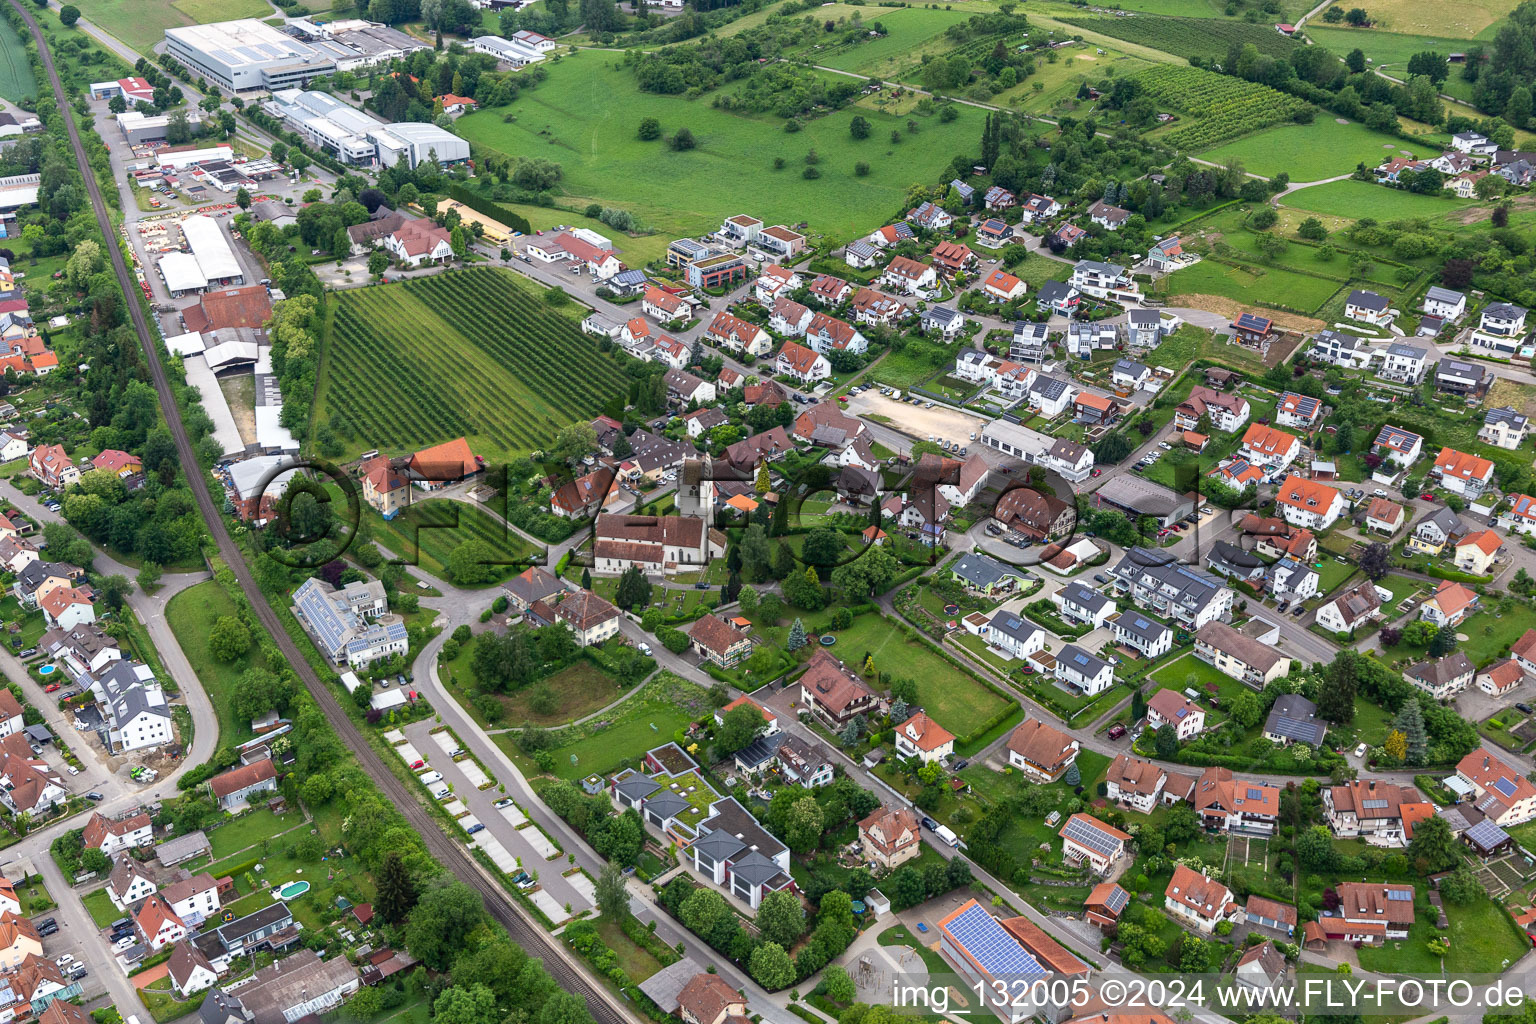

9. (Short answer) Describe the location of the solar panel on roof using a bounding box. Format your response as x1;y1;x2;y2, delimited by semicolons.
1062;816;1122;858
1247;788;1263;800
1104;887;1130;913
1495;777;1518;798
1072;653;1089;666
1385;889;1412;901
1361;799;1389;809
1465;818;1509;849
945;903;1048;978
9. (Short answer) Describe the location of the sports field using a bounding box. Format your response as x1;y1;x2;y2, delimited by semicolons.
1280;178;1479;220
1197;118;1426;181
456;50;986;240
0;20;34;104
67;0;271;54
314;268;630;463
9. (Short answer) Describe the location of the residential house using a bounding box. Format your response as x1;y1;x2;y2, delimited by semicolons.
949;552;1024;598
168;943;218;997
1374;425;1424;468
39;587;93;630
974;219;1012;249
1346;289;1393;325
1424;286;1467;320
1320;883;1415;944
1066;321;1118;359
1274;475;1345;530
0;913;40;970
1238;423;1301;476
1191;769;1278;837
1040;437;1095;483
82;811;152;855
1147;689;1205;741
664;368;716;405
1457;747;1536;825
805;312;867;355
1054;644;1115;696
1112;359;1151;391
757;226;806;258
1105;754;1173;813
1314;580;1382;634
674;973;746;1024
774;341;830;383
1474;302;1527;354
552;590;622;647
1174;386;1250;433
930;241;976;275
906;202;952;231
1073;392;1118;427
208;758;278;810
1107;547;1234;630
503;567;564;613
1194;620;1288;688
1058;813;1131;875
1276;392;1323;430
807;274;853;307
1364;497;1405;535
1262;693;1326;748
1436;357;1488;397
0;429;27;464
1232;312;1275;347
162;873;220;928
1206;538;1266;583
105;855;158;910
687;797;796;909
984;186;1016;211
1011;320;1051;363
15;954;82;1013
687;614;753;669
848;288;909;326
918;306;965;341
1452;131;1496;154
893;712;954;764
858;806;922;870
769;297;814;338
28;444;78;489
642;287;693;324
1454;529;1502;574
994;487;1074;542
383;220;453;266
1070;260;1141;302
1165;865;1243;934
1508;493;1536;537
1054;581;1117;630
982;268;1026;303
1125;309;1165;349
798;649;878;728
1431;446;1496;497
1004;719;1079;782
866;222;915;249
1234;942;1287;993
754;265;800;303
1036;280;1080;315
981;610;1047;662
1029;375;1078;418
704;311;770;357
720;214;763;245
1325;780;1422;843
1378;343;1429;384
135;896;188;952
1480;406;1529;449
1146;236;1188;272
549;467;616;519
1309;329;1373;369
1087;201;1130;230
1407;649;1475;699
592;513;719;574
1420;579;1480;628
1110;611;1173;660
880;256;937;296
843;241;880;269
1019;193;1060;223
935;900;1088;1024
1084;883;1131;929
793;403;866;449
680;408;728;439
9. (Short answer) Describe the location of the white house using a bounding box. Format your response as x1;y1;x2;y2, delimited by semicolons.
1165;865;1242;935
1054;582;1116;629
1373;425;1423;467
880;256;938;296
1058;813;1130;875
1274;475;1344;530
1423;286;1466;320
770;298;813;337
1479;406;1530;450
775;341;830;383
1111;359;1151;391
1309;329;1373;369
1432;446;1496;498
1345;289;1392;325
0;431;26;464
1069;260;1141;303
892;712;955;764
1054;644;1114;695
1378;343;1429;385
1275;392;1322;430
1110;611;1173;659
1237;423;1300;476
1147;689;1206;740
1451;131;1496;155
1473;303;1527;354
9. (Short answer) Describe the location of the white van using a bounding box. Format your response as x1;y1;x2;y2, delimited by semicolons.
933;824;960;847
418;770;444;785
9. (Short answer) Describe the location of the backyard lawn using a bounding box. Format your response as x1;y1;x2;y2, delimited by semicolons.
81;887;118;928
1357;893;1528;975
1454;602;1536;668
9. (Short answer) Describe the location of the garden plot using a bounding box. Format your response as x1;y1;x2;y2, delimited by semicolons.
519;823;562;859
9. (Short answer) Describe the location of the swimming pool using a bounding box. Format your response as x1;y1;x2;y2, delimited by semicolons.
37;665;54;675
275;881;310;901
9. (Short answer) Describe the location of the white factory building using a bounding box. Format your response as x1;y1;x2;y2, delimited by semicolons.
164;18;428;92
159;215;244;296
263;90;469;168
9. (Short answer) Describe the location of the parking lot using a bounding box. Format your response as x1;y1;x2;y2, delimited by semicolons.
844;390;990;451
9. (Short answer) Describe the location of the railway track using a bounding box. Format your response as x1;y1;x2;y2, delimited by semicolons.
9;7;637;1020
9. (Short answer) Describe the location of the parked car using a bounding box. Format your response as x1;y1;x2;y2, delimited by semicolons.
953;759;969;770
1290;605;1306;617
494;797;514;809
693;582;710;590
1093;574;1109;584
1107;724;1127;740
1518;703;1534;714
1353;743;1369;758
466;823;485;835
43;683;59;693
85;791;103;801
637;642;652;656
409;759;425;770
920;816;938;831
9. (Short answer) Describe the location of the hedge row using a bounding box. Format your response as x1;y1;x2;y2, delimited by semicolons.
448;183;534;236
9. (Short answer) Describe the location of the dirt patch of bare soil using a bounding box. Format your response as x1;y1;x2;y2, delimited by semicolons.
1163;293;1325;333
1449;195;1536;226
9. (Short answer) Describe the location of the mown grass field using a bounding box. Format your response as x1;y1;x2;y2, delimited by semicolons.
67;0;270;54
809;6;972;76
1197;118;1426;181
1280;178;1479;220
1332;0;1516;38
456;50;987;240
314;267;629;463
0;20;34;103
1161;257;1342;312
165;579;269;749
